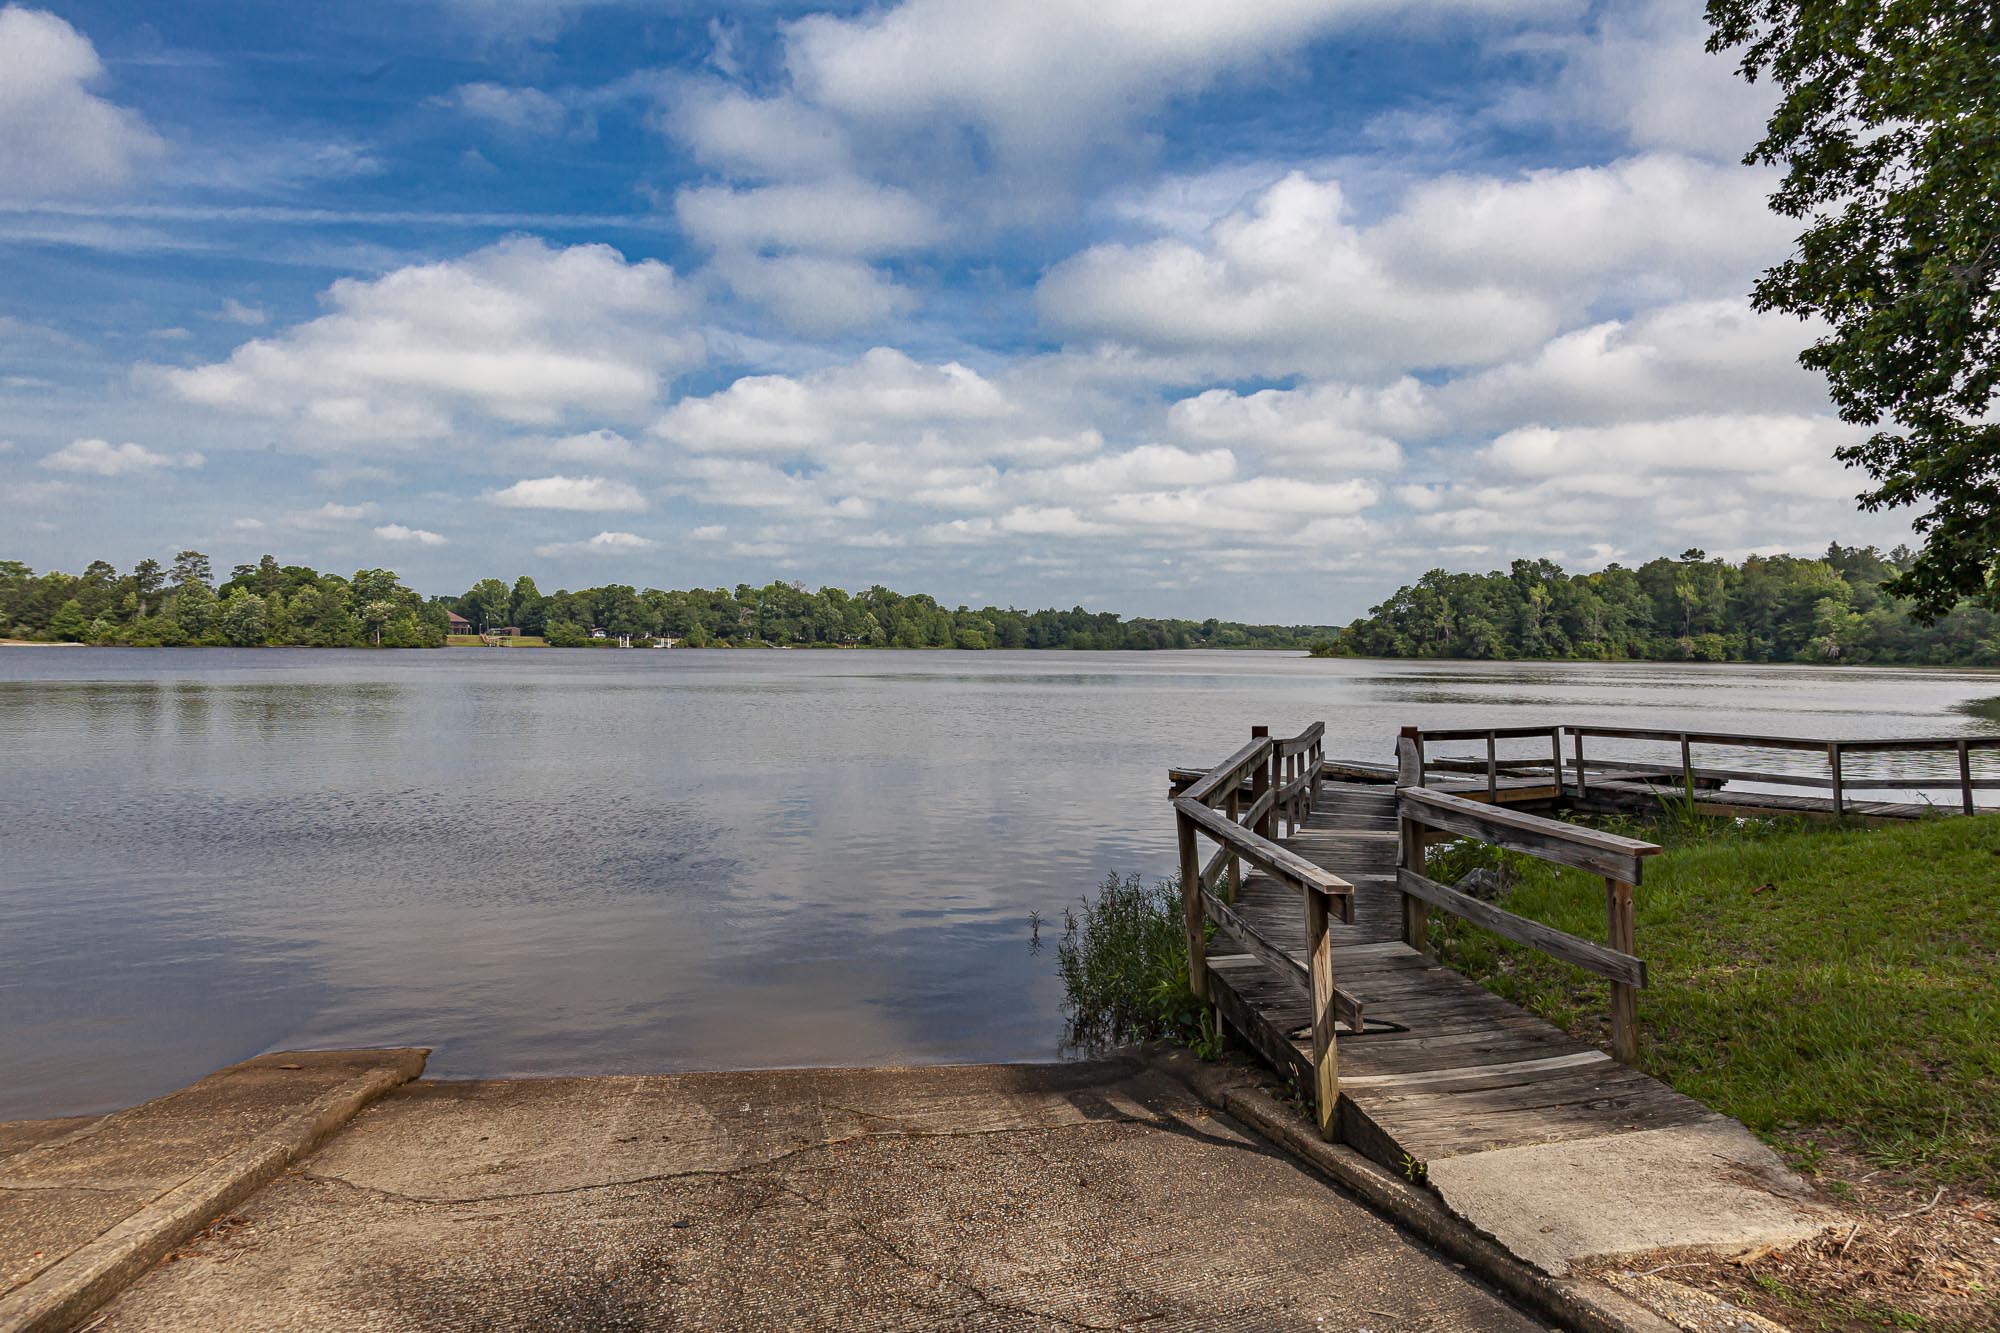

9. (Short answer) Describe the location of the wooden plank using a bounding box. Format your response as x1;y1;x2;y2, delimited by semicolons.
1397;786;1659;881
1397;868;1647;988
1606;877;1639;1063
1337;1049;1611;1090
1207;961;1312;1089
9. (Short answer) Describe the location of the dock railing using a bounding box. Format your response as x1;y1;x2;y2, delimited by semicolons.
1171;722;1350;1138
1392;777;1661;1064
1405;724;2000;817
1566;726;2000;816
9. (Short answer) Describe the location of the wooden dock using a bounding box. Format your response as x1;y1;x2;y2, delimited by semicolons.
1202;777;1720;1175
1172;718;1995;1176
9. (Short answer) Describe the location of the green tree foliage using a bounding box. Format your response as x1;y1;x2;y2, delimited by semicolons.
0;552;441;648
1;553;1332;651
1706;1;2000;618
1337;545;2000;665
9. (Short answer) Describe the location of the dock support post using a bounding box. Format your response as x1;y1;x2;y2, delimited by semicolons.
1399;814;1429;956
1305;885;1340;1141
1574;729;1588;799
1485;731;1498;803
1829;743;1844;817
1550;726;1564;798
1606;877;1638;1064
1960;740;1975;816
1177;810;1208;1002
1251;725;1273;840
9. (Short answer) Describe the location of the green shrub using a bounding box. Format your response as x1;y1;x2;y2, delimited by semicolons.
1056;871;1216;1054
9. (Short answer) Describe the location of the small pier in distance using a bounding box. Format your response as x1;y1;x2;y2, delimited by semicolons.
1166;721;1989;1270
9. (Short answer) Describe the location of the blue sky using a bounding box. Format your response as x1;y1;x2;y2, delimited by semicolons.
0;0;1907;619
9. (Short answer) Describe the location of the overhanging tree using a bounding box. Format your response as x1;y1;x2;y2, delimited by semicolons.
1706;1;1999;619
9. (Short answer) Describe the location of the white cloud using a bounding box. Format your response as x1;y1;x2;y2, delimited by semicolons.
656;348;1013;457
374;523;448;545
1486;414;1853;487
545;429;644;466
1499;0;1777;160
663;81;850;180
217;298;267;326
0;7;165;202
1039;171;1553;376
488;474;648;511
161;237;702;444
533;530;659;557
1167;380;1430;470
433;83;575;137
40;438;202;476
231;517;265;531
676;179;943;256
707;251;917;336
294;501;376;528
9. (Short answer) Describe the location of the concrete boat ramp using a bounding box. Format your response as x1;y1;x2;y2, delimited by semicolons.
3;1045;1822;1332
6;1052;1546;1332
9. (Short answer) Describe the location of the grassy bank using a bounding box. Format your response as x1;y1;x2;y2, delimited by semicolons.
1429;815;1999;1195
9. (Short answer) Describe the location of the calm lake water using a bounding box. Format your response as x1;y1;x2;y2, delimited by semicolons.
4;647;1997;1119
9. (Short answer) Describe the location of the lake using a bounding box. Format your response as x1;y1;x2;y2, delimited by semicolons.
4;647;1997;1119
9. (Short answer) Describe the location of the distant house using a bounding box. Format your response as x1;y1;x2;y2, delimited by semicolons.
445;610;473;634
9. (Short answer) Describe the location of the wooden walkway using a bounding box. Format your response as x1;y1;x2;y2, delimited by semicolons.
1206;779;1723;1174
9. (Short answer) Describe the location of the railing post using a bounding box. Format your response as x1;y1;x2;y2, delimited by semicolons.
1178;808;1208;1002
1679;732;1692;791
1251;725;1273;840
1550;726;1564;797
1224;786;1242;900
1960;739;1974;816
1305;885;1339;1141
1829;743;1844;817
1574;729;1588;799
1606;877;1638;1064
1485;731;1498;803
1395;726;1422;787
1400;812;1429;955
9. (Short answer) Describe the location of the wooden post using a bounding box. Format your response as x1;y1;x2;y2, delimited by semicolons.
1829;743;1844;817
1606;877;1637;1064
1550;726;1564;797
1485;731;1498;803
1574;729;1588;799
1959;739;1974;816
1178;810;1208;1002
1305;885;1340;1141
1400;814;1429;955
1224;787;1242;900
1250;725;1273;839
1679;733;1692;791
1395;726;1422;788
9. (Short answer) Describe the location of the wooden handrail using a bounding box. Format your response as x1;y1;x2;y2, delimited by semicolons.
1398;786;1659;883
1174;721;1345;1140
1180;736;1273;807
1396;785;1658;1064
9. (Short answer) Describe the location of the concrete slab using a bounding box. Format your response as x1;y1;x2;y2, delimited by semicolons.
0;1121;93;1164
93;1059;1548;1331
1424;1120;1841;1277
0;1048;427;1333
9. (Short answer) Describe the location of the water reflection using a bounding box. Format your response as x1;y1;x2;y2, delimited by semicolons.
2;648;1997;1118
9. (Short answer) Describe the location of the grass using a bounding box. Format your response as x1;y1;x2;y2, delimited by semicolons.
1053;871;1220;1057
1428;814;2000;1195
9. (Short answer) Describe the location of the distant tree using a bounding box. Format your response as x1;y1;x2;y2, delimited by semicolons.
48;598;87;642
1707;0;2000;619
360;599;398;647
131;558;163;617
509;575;545;634
460;577;511;631
218;591;269;646
170;550;212;590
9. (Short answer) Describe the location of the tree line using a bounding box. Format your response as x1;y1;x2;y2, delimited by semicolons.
0;553;1333;651
1316;544;2000;665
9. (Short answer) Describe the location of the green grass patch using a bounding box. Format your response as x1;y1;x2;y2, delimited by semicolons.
1429;816;2000;1194
1052;872;1219;1056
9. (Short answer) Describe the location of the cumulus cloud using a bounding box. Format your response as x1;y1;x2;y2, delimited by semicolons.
488;474;648;511
217;298;267;326
706;251;918;336
677;179;943;256
545;429;644;467
0;7;165;202
40;438;202;476
160;237;702;445
1167;380;1430;471
533;530;658;557
373;523;448;545
432;82;574;136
